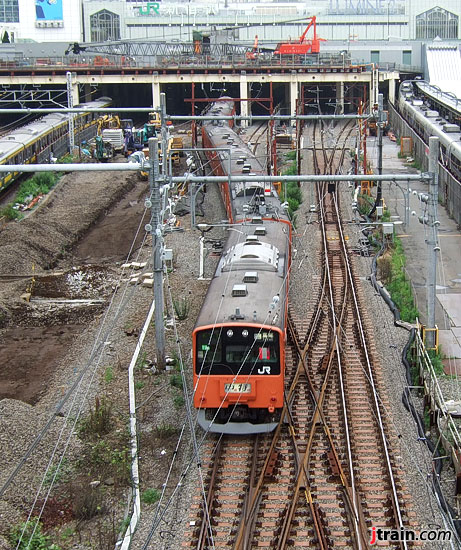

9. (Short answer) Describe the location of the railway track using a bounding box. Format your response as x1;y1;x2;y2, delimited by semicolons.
183;119;415;549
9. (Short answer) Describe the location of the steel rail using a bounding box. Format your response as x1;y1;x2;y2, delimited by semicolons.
196;437;223;550
333;191;408;549
277;124;368;549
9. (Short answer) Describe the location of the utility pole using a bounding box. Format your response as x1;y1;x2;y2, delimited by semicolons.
376;93;384;209
426;136;440;349
66;71;74;153
159;92;168;177
148;137;166;369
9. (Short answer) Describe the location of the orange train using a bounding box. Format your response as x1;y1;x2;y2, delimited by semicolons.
193;98;292;434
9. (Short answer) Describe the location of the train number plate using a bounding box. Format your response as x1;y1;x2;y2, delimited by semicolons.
224;383;251;394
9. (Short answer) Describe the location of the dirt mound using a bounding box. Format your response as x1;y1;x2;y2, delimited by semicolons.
0;168;138;275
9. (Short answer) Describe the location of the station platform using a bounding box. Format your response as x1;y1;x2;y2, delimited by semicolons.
367;134;461;373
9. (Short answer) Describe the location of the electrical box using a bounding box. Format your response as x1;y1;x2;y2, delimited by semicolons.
382;223;394;235
163;248;173;261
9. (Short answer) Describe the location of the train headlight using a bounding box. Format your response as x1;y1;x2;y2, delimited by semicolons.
227;329;234;338
242;330;249;338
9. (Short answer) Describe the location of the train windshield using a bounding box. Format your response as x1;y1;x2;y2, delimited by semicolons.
195;326;280;376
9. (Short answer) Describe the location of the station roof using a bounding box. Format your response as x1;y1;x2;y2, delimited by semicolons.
426;44;461;99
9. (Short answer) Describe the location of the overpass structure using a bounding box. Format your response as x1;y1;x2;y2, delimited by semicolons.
0;55;400;122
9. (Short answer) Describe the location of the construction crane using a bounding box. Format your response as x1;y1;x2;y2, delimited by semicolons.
274;16;325;55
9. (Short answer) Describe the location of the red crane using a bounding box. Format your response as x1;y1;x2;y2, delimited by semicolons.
274;16;325;55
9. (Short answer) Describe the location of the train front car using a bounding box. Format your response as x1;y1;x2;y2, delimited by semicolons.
194;98;291;434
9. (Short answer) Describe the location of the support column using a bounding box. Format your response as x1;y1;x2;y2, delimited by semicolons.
71;82;79;107
388;76;396;106
336;81;344;114
240;72;249;128
81;84;92;103
290;77;298;124
152;81;161;109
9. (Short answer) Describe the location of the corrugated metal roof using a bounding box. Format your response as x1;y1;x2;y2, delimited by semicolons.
426;45;461;98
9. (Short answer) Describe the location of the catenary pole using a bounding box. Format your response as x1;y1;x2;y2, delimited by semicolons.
66;72;74;153
148;137;166;369
426;136;440;348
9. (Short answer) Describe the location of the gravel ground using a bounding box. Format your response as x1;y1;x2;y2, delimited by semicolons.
0;129;460;550
338;188;459;547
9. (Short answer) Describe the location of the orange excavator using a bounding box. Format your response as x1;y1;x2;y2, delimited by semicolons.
274;16;325;55
246;35;259;60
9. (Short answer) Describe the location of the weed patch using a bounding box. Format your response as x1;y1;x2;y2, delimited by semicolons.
381;238;419;323
141;488;161;504
9;519;60;550
173;296;190;320
78;397;113;438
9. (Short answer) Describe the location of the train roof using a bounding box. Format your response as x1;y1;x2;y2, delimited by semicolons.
194;218;289;331
415;81;461;118
203;103;289;223
399;90;461;154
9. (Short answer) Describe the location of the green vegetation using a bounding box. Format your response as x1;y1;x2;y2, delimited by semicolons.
9;519;60;550
1;171;63;222
135;380;145;390
279;155;302;221
357;193;374;217
169;373;183;390
154;422;180;439
15;172;59;204
78;397;113;438
173;394;185;409
0;202;22;220
381;237;419;323
380;208;391;222
172;296;190;320
141;488;161;504
410;158;423;170
44;458;72;487
70;483;104;520
135;351;148;370
428;349;444;375
77;397;131;485
104;367;114;384
57;153;76;164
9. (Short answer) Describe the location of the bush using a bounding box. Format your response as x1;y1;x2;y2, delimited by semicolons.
58;153;75;164
141;488;161;504
78;397;113;438
34;171;58;193
14;172;58;206
9;519;60;550
173;296;190;320
70;482;104;520
169;373;183;389
0;203;21;220
173;394;185;409
428;349;444;375
104;367;114;383
82;437;130;485
384;238;419;323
